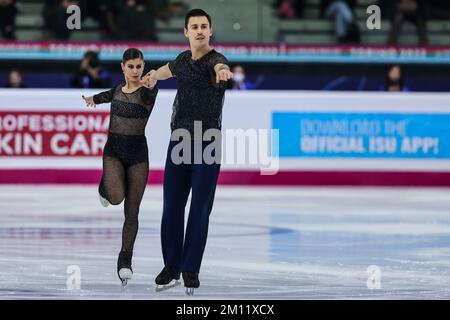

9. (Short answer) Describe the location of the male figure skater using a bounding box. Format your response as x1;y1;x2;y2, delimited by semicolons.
142;8;233;295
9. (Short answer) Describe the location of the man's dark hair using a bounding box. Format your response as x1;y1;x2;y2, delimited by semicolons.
184;9;212;29
122;48;144;63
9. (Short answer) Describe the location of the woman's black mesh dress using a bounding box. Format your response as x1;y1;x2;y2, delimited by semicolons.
93;83;158;268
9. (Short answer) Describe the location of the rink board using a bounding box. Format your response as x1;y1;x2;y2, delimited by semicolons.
1;89;450;186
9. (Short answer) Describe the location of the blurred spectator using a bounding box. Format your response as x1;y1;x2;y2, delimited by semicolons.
85;0;187;40
77;0;116;40
0;0;18;40
427;0;450;19
4;69;26;88
387;0;428;46
228;65;260;90
274;0;304;19
70;51;111;88
114;0;157;41
152;0;170;21
42;0;79;40
321;0;360;44
155;0;189;22
383;65;410;92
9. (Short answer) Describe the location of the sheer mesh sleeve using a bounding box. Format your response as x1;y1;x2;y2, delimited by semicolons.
140;86;158;106
93;86;116;104
208;52;229;73
207;52;230;89
168;51;187;77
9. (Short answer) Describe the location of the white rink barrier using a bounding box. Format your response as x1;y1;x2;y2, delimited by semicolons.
1;89;450;186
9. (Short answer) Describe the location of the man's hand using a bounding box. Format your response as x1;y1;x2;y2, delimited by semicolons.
215;66;233;84
140;70;157;88
82;95;96;108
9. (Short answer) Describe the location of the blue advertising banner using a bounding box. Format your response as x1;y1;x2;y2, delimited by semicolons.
273;112;446;158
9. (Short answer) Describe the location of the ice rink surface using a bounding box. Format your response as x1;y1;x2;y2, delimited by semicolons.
1;185;450;300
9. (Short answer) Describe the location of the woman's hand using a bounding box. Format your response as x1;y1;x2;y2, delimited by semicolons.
82;95;96;108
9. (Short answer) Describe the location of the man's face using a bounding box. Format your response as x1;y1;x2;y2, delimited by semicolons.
184;16;212;48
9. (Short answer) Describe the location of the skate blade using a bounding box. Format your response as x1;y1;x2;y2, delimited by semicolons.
185;287;195;296
155;280;180;292
99;194;110;207
119;268;132;286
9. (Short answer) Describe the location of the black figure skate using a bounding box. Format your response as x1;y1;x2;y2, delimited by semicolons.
182;272;200;296
117;251;133;286
155;266;181;292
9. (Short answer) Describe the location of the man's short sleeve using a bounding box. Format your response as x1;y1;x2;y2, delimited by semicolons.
168;51;186;77
209;52;229;72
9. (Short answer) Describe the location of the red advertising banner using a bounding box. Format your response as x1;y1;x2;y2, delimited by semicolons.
0;111;109;156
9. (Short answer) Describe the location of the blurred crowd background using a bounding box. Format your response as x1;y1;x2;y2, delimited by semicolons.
1;0;450;91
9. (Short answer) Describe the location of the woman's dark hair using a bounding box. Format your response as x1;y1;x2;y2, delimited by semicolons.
185;9;212;28
122;48;144;63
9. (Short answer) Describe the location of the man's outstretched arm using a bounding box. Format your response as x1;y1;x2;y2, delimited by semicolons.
141;63;173;88
150;63;173;81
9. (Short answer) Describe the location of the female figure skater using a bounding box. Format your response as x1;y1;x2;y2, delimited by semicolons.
82;48;158;285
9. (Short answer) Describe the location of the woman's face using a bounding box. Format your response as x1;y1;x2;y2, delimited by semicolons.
389;66;401;81
9;71;22;86
121;58;144;83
